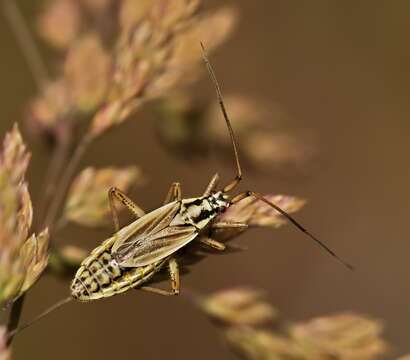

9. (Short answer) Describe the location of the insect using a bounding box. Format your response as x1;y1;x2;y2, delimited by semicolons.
70;44;352;302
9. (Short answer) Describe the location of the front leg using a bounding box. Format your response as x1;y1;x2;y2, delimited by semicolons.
163;182;182;205
108;187;145;232
198;223;248;250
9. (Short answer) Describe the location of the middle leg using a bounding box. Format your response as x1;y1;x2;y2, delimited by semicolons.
139;257;180;296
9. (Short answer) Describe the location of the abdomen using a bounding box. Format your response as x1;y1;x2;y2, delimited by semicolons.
71;237;168;301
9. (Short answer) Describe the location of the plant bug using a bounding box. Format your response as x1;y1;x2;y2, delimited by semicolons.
8;43;353;339
69;43;352;302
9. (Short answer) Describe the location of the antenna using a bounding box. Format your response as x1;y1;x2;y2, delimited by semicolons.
7;296;73;341
238;191;354;270
200;43;353;271
200;42;242;181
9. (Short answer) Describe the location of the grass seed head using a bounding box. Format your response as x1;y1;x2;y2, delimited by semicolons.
64;32;112;112
225;327;299;360
64;166;142;227
198;288;277;327
0;124;49;307
90;0;236;137
37;0;83;51
290;312;388;360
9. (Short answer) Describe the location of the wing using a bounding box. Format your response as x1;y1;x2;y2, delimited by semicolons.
113;225;198;267
113;226;198;267
111;201;181;254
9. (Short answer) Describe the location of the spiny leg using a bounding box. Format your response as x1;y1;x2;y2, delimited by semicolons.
212;222;248;230
108;187;145;232
198;237;226;251
163;182;182;205
140;257;180;296
202;173;220;196
205;223;248;250
230;191;353;270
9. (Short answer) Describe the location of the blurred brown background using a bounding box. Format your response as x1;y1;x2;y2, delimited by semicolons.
1;1;409;359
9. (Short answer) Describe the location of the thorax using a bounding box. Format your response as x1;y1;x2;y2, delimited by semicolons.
170;191;229;229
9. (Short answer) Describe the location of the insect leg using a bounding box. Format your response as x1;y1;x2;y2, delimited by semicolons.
230;191;353;270
163;182;182;205
168;257;180;294
139;286;176;296
108;187;145;232
198;237;226;251
202;173;220;196
212;222;248;230
139;257;180;296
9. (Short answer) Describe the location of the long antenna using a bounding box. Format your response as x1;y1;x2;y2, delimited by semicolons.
201;43;353;271
200;42;242;180
7;296;73;340
234;191;354;270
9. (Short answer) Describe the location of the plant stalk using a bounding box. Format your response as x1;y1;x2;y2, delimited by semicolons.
44;134;94;233
6;295;25;345
2;0;49;89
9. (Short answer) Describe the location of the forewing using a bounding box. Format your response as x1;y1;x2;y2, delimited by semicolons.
111;201;181;253
114;226;198;267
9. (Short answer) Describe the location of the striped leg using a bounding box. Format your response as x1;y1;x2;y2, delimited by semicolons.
140;257;180;296
212;222;248;230
202;173;220;196
163;182;182;205
108;187;145;232
198;237;226;251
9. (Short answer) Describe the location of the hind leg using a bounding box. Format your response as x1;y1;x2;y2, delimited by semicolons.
139;257;180;296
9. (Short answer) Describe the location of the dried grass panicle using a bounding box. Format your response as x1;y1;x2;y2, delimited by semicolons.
90;0;237;136
29;34;112;138
0;124;49;308
28;79;72;136
199;288;389;360
220;195;306;228
64;166;142;227
64;33;113;113
31;0;237;142
198;288;277;326
213;195;305;241
290;313;388;360
37;0;83;51
225;327;298;360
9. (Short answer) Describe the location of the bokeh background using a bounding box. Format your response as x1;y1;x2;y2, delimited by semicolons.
1;1;409;359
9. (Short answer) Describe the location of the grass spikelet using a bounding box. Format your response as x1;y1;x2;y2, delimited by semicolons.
0;124;49;307
36;0;83;51
198;288;389;360
64;166;142;227
198;288;276;326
